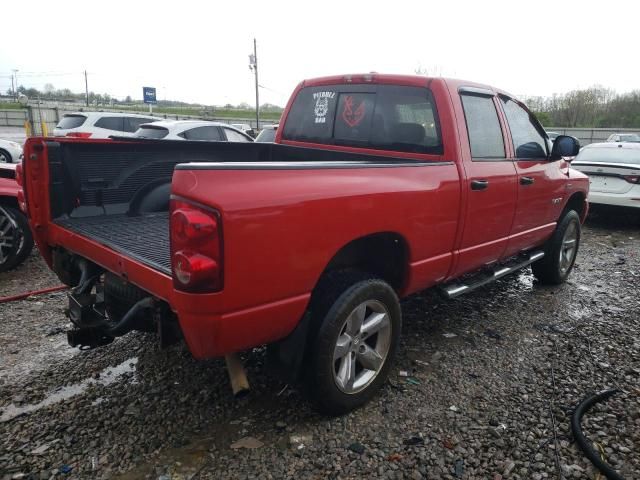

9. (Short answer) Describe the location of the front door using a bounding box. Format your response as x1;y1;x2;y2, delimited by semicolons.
499;97;566;257
452;91;518;278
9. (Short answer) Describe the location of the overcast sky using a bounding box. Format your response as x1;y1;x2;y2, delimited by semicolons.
1;0;638;107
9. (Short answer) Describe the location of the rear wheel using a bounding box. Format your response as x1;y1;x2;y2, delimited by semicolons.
305;272;401;415
0;206;34;272
532;210;581;285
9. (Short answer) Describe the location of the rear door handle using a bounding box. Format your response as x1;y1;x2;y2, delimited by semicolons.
520;176;535;186
471;179;489;191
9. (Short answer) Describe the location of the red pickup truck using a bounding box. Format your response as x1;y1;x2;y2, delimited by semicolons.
22;74;588;413
0;163;34;272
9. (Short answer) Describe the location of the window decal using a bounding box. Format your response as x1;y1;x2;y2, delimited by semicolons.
313;91;335;124
341;95;366;127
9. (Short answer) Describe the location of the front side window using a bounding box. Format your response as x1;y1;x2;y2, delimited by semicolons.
460;94;505;159
94;116;125;131
282;85;443;155
501;98;548;159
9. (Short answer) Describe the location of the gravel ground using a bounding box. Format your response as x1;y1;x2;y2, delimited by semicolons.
1;208;639;480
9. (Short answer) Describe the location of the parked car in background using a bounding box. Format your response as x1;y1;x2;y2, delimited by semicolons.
53;112;161;139
0;163;33;271
0;139;23;164
606;133;640;143
572;142;640;209
546;131;560;142
134;120;254;142
255;124;279;143
230;123;255;137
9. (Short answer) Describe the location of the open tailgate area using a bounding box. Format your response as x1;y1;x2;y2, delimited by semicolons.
55;213;171;274
28;138;272;277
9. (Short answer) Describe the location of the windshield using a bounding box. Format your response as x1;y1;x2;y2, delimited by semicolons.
575;147;640;165
134;126;169;139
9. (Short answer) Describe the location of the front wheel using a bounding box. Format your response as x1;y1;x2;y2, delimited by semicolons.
532;210;581;285
0;206;34;272
305;273;401;415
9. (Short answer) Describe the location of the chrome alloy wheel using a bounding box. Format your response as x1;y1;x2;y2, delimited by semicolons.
0;208;19;266
559;220;578;275
332;299;392;394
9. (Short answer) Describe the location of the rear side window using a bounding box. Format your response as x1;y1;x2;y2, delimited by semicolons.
135;125;169;139
124;117;156;133
94;116;124;131
500;98;547;159
181;126;223;141
56;115;87;129
282;85;442;155
460;94;505;159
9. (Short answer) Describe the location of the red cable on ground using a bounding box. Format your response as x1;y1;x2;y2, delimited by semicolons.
0;285;68;304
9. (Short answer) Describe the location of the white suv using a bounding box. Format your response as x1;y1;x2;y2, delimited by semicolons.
53;112;161;139
134;120;253;142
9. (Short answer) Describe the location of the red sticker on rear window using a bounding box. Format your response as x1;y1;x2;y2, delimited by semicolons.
342;96;366;127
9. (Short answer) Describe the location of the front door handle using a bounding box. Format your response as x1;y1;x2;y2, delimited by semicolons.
471;179;489;191
520;176;535;186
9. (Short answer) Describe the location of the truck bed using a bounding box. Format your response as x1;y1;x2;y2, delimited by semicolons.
55;213;171;274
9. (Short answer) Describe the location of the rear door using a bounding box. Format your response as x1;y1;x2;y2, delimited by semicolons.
451;89;517;277
499;96;565;256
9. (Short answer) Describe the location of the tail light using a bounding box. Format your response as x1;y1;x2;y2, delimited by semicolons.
623;175;640;184
66;132;92;138
170;198;223;293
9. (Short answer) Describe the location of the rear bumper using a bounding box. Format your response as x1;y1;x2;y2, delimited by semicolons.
588;188;640;209
173;292;310;359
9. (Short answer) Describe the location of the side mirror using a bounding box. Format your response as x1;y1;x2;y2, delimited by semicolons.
550;135;580;161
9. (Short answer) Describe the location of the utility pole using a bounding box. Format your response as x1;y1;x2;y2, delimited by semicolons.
84;70;89;107
10;75;15;101
249;39;259;130
12;69;18;101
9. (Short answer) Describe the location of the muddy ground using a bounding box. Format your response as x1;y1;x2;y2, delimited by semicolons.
1;208;639;480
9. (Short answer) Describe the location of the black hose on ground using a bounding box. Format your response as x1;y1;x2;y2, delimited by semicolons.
571;389;624;480
106;297;154;337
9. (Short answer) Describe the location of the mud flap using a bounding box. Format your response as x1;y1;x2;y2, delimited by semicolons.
266;311;311;384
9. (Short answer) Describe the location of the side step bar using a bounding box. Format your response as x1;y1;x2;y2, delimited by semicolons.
440;250;545;299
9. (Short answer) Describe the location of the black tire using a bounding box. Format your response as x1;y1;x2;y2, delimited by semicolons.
305;271;402;415
0;149;12;164
532;210;581;285
0;206;34;272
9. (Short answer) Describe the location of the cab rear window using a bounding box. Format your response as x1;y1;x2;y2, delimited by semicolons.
282;85;442;155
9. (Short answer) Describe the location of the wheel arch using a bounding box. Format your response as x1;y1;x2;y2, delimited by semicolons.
318;231;410;293
563;191;587;223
